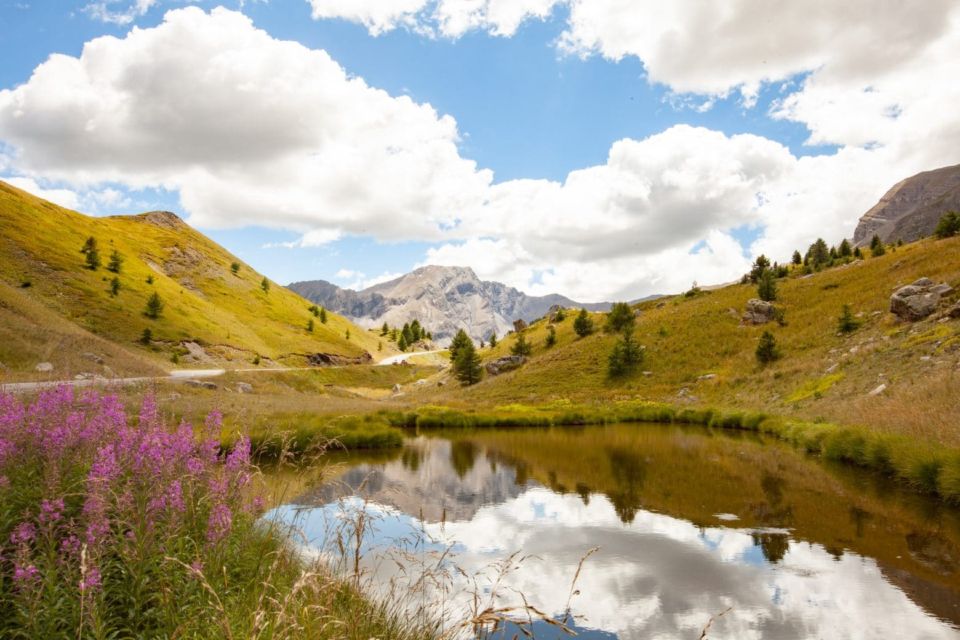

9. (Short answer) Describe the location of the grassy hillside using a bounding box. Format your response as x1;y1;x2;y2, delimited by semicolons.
0;181;392;378
429;235;960;445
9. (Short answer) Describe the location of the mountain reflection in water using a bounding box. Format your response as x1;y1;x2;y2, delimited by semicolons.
266;424;960;639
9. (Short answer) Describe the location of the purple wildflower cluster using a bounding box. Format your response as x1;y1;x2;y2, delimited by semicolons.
0;387;258;607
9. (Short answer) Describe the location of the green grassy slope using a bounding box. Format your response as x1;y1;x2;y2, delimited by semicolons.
0;181;392;376
432;236;960;444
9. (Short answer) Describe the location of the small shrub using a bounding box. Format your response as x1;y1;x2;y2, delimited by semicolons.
545;325;556;348
107;249;124;273
837;304;860;333
230;261;241;274
605;302;635;333
144;292;164;319
756;330;781;364
757;269;778;302
139;328;152;345
934;211;960;239
511;332;533;357
252;354;260;365
109;276;121;297
607;327;644;377
573;308;595;337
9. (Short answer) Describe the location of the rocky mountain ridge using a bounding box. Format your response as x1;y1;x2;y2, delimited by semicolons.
853;164;960;246
289;266;621;345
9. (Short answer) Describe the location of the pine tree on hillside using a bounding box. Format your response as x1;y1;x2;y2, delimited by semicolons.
381;322;389;336
397;334;408;352
109;277;121;297
757;269;778;302
573;309;594;337
837;304;860;334
755;331;781;364
511;332;533;357
791;250;802;265
410;319;423;342
545;325;557;348
453;339;483;386
935;211;960;238
81;237;101;271
260;277;270;293
230;262;241;275
605;302;635;333
870;234;886;257
319;307;327;324
806;238;830;270
838;239;852;258
144;292;164;319
489;332;498;348
307;318;314;333
107;250;124;273
608;327;644;377
749;255;770;283
449;329;471;362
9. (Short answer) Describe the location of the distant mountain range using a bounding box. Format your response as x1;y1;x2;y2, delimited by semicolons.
289;266;637;345
853;163;960;246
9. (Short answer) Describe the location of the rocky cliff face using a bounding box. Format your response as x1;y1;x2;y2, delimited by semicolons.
853;164;960;246
289;266;613;345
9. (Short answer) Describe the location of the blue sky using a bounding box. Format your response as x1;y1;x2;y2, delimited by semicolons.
0;1;956;299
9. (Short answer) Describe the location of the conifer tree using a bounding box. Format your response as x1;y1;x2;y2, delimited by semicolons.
545;325;557;348
870;234;886;257
453;338;483;386
109;277;121;297
791;250;802;265
608;327;643;377
757;269;778;302
838;239;853;257
82;237;101;270
397;334;408;352
837;304;860;334
144;292;164;319
756;331;781;364
489;332;498;348
320;307;327;324
307;318;314;333
107;250;124;273
749;255;770;283
260;277;270;293
574;309;594;337
605;302;635;333
230;262;241;275
511;332;533;357
381;322;389;336
449;329;471;362
934;211;960;238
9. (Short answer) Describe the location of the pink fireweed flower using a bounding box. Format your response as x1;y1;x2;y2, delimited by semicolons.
206;503;232;544
13;564;39;584
39;498;65;525
10;521;35;545
79;567;102;592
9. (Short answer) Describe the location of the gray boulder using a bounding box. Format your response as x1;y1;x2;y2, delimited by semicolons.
890;278;950;321
81;352;105;365
485;355;525;376
236;382;253;394
742;299;776;325
35;362;53;373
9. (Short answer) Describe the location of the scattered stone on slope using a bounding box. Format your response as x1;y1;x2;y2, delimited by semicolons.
184;379;217;390
35;362;53;372
890;278;951;321
513;319;528;333
81;352;105;365
947;302;960;319
306;352;373;366
868;383;887;396
485;355;525;376
742;299;776;325
236;382;253;394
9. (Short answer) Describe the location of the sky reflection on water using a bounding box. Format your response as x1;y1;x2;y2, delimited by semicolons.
267;428;960;640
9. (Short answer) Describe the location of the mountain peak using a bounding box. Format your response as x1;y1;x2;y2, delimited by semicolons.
135;210;186;230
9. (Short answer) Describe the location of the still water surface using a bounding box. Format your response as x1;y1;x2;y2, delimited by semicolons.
267;424;960;639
